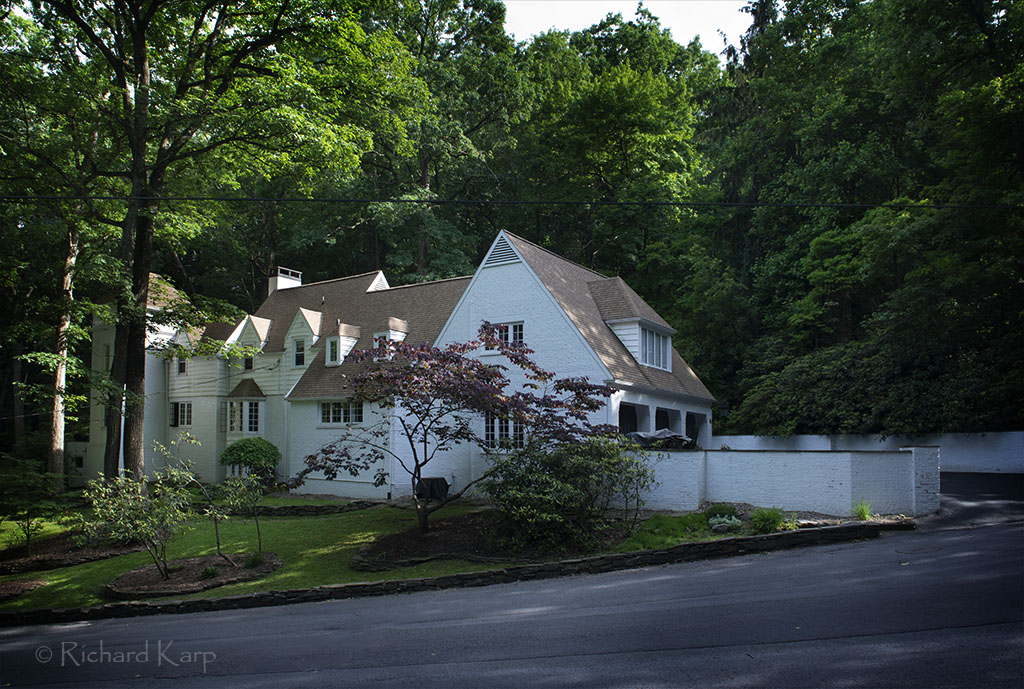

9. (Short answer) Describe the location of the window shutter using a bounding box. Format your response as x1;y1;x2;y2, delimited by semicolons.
170;402;179;427
218;401;227;433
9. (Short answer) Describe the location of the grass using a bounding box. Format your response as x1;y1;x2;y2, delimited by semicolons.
3;503;809;613
1;502;499;611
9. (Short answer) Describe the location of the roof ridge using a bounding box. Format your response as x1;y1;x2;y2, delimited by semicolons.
373;275;472;291
284;270;382;290
502;231;610;281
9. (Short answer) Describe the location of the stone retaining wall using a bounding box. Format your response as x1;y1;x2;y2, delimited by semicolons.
0;522;886;627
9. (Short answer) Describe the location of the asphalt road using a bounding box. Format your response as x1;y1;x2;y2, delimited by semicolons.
2;473;1021;689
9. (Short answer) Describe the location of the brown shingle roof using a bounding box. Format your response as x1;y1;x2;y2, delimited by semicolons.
227;378;265;398
287;276;471;399
504;232;714;401
252;272;382;352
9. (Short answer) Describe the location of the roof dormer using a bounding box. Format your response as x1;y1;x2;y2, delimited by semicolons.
325;322;361;367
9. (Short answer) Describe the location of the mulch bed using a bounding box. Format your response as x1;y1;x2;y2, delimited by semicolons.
106;553;282;599
0;532;144;574
0;579;47;603
354;509;627;571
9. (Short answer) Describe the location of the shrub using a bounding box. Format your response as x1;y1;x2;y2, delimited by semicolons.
750;507;785;534
708;515;742;531
244;553;264;568
77;466;196;579
0;455;67;550
703;503;739;521
481;437;655;549
855;499;872;521
220;437;280;485
200;566;219;580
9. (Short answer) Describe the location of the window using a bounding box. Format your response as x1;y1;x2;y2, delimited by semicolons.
294;339;305;367
228;400;261;434
170;402;192;427
641;328;670;370
320;400;364;425
486;322;524;350
177;358;187;375
243;356;254;371
326;338;340;366
247;401;259;433
484;412;524;449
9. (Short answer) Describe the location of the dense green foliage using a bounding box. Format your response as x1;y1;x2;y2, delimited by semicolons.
220;438;282;484
481;437;655;549
2;0;1020;466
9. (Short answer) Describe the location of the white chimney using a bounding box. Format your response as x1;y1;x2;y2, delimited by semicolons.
268;267;302;296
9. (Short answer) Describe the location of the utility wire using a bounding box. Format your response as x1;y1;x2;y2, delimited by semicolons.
0;194;1020;210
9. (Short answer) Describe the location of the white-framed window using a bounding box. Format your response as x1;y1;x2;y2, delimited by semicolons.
177;358;187;375
294;339;305;367
484;412;524;449
641;328;670;370
170;401;192;427
228;400;261;434
486;322;524;350
320;400;364;425
326;337;340;366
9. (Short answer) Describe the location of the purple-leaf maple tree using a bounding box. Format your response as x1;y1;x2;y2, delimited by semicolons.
301;323;614;533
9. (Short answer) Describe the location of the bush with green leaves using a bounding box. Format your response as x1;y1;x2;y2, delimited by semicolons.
0;454;68;549
708;515;742;531
481;436;655;549
855;499;872;521
77;466;196;579
220;437;280;485
223;475;267;553
750;507;786;534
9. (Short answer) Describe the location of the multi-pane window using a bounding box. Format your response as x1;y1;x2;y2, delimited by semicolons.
228;401;261;433
641;328;670;370
177;358;187;375
327;338;340;365
320;400;364;425
247;401;259;433
294;339;305;367
484;412;524;449
486;322;524;350
243;356;254;370
170;402;192;427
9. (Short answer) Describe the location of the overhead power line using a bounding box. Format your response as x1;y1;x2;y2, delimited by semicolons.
0;194;1020;211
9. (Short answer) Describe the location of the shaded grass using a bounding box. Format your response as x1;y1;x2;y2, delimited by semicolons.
2;503;497;611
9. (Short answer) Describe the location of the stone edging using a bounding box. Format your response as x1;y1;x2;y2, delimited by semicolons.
0;521;898;627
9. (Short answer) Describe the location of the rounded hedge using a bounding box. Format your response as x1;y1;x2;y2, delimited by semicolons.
219;437;280;483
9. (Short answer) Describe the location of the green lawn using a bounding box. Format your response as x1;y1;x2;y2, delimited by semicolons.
1;503;502;611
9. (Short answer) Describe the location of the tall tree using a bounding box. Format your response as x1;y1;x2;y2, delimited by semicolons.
22;0;419;477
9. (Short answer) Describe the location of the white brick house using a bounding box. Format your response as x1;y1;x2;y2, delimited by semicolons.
84;231;715;497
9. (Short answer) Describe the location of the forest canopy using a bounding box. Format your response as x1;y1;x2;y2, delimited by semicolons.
1;0;1021;462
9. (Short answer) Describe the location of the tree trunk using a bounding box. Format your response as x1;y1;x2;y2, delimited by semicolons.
122;211;155;481
47;220;81;490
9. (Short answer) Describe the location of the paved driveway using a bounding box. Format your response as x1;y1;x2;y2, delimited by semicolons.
918;472;1024;530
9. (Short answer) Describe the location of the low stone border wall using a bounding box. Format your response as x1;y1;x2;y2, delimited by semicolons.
0;521;889;627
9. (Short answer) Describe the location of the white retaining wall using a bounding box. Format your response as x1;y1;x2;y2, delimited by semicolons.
641;447;940;516
710;432;1023;473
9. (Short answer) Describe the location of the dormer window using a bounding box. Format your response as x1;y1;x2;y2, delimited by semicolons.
294;339;305;367
177;358;187;375
641;328;670;370
326;338;340;365
244;356;254;370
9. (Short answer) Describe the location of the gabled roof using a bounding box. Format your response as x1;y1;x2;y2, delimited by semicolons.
228;378;266;398
295;308;323;339
504;232;714;401
287;276;472;399
252;272;382;352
